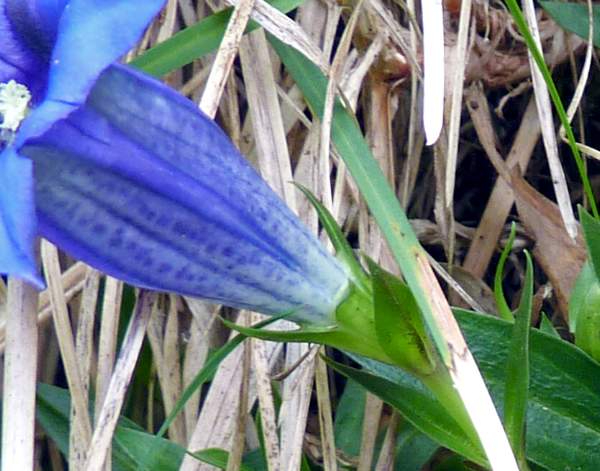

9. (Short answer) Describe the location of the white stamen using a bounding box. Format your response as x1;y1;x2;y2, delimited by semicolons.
0;80;31;132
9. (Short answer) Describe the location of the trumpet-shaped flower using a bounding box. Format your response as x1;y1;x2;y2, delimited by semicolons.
0;0;349;324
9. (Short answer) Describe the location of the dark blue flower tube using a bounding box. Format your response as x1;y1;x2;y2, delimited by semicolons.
0;1;350;324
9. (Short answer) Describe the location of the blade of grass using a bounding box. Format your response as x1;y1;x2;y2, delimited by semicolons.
131;0;304;77
494;222;517;322
503;0;598;219
504;251;534;468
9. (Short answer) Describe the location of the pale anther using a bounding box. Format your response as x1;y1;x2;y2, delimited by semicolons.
0;80;31;132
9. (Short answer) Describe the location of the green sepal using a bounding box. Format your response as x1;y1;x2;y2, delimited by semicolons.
366;258;437;375
222;286;393;364
220;316;336;344
295;183;371;295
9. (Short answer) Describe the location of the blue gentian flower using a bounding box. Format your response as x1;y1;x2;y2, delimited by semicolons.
0;0;350;324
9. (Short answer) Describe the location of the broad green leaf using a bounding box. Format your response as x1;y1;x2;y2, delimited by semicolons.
295;183;370;294
541;1;600;47
188;448;254;471
36;384;263;471
504;251;533;463
334;379;366;459
346;310;600;470
394;424;439;471
494;222;517;322
580;207;600;279
37;384;184;471
131;0;304;77
114;427;185;470
325;358;487;466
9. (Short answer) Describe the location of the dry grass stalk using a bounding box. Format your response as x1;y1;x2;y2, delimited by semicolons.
374;410;400;471
357;393;383;471
83;291;156;471
463;92;540;278
315;352;337;471
41;241;93;445
69;268;101;470
522;0;577;238
1;278;38;471
200;0;256;117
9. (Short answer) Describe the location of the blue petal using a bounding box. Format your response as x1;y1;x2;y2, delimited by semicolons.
24;65;349;323
16;0;166;142
6;0;67;57
0;0;50;99
0;147;44;287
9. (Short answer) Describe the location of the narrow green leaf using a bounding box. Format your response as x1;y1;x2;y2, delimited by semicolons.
131;0;303;76
504;251;534;464
156;314;285;437
580;207;600;279
325;358;487;466
503;0;598;217
539;313;560;339
268;34;452;365
494;222;517;322
541;1;600;47
295;183;370;294
569;261;599;334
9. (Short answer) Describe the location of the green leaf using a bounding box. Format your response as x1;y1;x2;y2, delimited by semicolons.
334;379;366;458
36;384;189;471
394;424;439;471
541;1;600;47
539;313;560;339
294;183;370;294
570;261;598;334
504;251;533;463
324;358;487;466
114;427;185;470
347;310;600;470
494;222;517;322
131;0;304;76
367;259;436;375
580;207;600;279
188;448;254;471
572;274;600;363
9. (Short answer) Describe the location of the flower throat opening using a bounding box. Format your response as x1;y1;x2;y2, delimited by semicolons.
0;80;31;144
